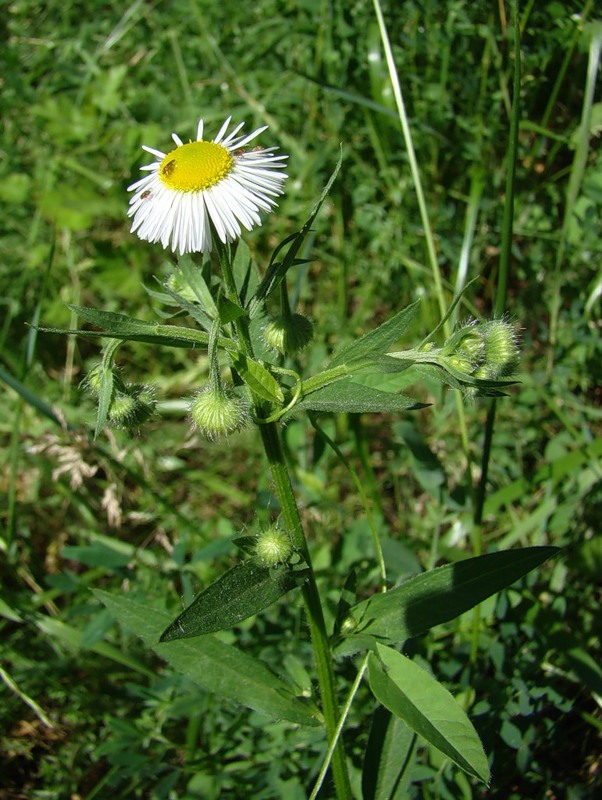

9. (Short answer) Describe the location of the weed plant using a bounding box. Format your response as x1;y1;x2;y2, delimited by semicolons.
1;2;601;799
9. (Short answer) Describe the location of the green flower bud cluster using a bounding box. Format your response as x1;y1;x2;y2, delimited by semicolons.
441;320;519;381
253;526;294;566
85;364;156;432
263;313;314;355
189;385;249;440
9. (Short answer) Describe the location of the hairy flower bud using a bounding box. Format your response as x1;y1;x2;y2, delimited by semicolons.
481;320;520;378
441;320;519;381
263;314;314;355
253;527;294;566
441;324;486;375
189;386;249;440
84;363;125;397
108;384;156;431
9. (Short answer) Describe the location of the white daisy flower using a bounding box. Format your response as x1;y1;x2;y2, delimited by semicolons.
127;117;288;255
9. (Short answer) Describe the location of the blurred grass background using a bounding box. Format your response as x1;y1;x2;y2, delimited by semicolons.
1;1;601;798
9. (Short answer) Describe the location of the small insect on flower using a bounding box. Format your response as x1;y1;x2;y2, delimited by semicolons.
161;159;176;178
128;116;288;255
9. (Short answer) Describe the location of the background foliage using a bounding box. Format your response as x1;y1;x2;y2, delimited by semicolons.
1;1;600;798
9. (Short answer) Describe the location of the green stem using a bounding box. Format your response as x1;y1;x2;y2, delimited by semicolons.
217;241;351;797
259;422;352;800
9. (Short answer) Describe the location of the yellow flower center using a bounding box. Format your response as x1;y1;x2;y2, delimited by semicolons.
159;141;234;192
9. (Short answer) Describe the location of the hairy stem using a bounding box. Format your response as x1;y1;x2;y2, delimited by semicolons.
259;422;352;800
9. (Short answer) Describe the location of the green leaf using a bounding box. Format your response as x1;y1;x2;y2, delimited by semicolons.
232;239;259;304
160;561;309;640
69;305;176;336
368;644;490;784
177;254;219;317
41;326;205;350
327;302;420;368
95;340;121;437
159;279;214;331
289;378;423;416
339;547;559;652
230;352;284;403
94;589;319;727
46;305;240;352
218;296;246;325
362;706;417;800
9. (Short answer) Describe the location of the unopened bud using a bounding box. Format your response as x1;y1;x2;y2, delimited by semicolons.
108;384;156;431
254;527;294;566
189;386;249;440
481;321;519;378
442;320;519;381
84;363;125;397
442;324;486;374
263;314;314;355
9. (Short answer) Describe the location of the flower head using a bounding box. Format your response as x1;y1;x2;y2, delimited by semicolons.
263;313;314;355
128;117;288;255
189;385;249;440
253;527;294;566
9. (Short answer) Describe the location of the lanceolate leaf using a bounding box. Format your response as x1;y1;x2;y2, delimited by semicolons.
288;378;424;416
327;302;420;368
339;546;559;652
160;561;309;640
232;239;259;304
54;305;237;352
61;305;211;347
230;352;285;404
159;280;214;330
40;325;208;350
94;349;116;438
362;706;417;800
94;590;319;727
368;644;490;784
68;305;191;337
177;254;219;317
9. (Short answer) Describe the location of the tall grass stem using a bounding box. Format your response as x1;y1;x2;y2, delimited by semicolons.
372;0;447;327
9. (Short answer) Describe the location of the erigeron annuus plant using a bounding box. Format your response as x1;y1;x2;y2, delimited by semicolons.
52;116;557;799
